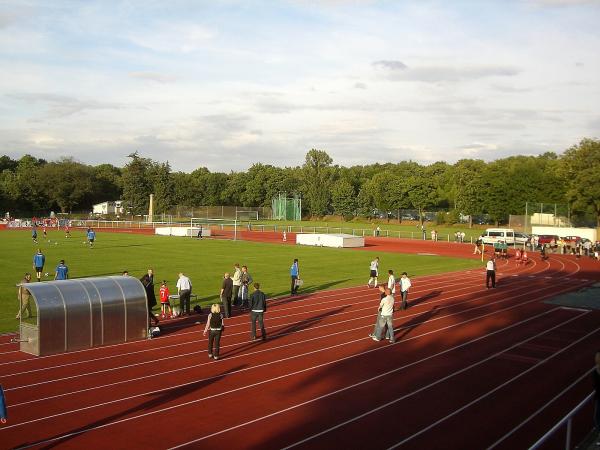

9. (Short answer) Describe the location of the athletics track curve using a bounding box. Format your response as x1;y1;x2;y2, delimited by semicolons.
0;232;599;449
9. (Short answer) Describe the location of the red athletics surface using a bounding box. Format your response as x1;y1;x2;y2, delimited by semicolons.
1;233;599;449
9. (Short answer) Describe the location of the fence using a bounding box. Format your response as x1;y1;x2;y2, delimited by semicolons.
170;206;271;220
529;391;594;450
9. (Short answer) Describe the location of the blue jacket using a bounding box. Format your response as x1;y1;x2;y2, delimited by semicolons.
33;253;45;268
290;262;299;277
55;264;68;280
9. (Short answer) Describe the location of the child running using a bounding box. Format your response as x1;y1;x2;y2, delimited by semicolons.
159;280;172;318
203;304;224;360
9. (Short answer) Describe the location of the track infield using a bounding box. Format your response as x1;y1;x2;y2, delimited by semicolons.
1;235;599;449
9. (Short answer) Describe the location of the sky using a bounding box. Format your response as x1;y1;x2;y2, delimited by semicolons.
1;0;599;172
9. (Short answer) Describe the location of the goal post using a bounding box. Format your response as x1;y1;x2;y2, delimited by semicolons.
235;210;259;221
189;218;239;240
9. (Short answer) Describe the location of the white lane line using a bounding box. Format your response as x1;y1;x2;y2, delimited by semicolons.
5;274;580;393
177;309;591;450
8;275;578;404
0;273;509;378
487;367;594;449
0;283;581;434
0;273;487;369
386;325;598;449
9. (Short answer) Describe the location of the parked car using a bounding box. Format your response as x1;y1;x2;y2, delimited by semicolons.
561;236;581;246
535;234;559;248
401;214;419;221
513;232;530;245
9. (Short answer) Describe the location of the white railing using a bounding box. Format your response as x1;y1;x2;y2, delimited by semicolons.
529;391;594;450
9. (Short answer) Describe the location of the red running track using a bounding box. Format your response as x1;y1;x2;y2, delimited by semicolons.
0;242;599;449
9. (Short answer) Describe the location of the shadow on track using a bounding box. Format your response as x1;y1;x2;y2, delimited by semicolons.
223;305;351;359
22;364;247;450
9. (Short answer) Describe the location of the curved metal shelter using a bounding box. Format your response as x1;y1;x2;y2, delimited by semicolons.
19;276;149;356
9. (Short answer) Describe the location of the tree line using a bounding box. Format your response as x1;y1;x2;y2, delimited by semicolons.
1;139;599;226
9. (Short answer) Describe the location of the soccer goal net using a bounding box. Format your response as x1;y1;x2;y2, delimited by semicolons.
235;210;259;221
189;218;240;240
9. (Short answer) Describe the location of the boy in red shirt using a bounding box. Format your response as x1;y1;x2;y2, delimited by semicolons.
159;281;172;318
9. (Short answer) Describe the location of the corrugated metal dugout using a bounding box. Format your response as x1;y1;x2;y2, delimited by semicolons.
19;276;148;356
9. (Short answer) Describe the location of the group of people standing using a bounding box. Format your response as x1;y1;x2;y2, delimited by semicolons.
367;257;412;343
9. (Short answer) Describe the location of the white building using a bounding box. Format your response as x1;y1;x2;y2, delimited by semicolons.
93;201;124;215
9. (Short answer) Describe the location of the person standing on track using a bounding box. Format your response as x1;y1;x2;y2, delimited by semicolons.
387;269;396;297
176;272;192;316
290;258;300;295
159;280;172;318
141;269;159;326
232;263;242;307
220;272;233;318
240;265;253;308
474;236;483;255
399;272;412;310
372;287;395;343
485;257;496;288
368;257;379;288
369;285;387;340
32;248;45;282
249;282;267;341
203;304;224;360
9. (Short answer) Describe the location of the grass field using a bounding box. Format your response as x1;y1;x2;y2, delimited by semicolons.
0;229;481;334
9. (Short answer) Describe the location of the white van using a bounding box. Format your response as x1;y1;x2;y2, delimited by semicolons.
480;228;515;245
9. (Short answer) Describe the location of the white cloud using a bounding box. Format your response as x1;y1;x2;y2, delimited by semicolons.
0;1;598;171
128;72;177;83
126;23;215;54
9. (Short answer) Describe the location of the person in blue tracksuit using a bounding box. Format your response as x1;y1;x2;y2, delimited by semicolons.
87;228;96;248
54;260;69;280
32;249;45;282
290;258;299;295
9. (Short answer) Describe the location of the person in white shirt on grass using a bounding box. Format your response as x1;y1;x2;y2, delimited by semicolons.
399;272;412;310
368;257;379;288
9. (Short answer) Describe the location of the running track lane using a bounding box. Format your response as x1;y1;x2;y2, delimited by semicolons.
0;253;597;449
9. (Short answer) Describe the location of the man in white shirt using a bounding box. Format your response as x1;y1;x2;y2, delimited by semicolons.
373;288;395;343
232;263;242;306
368;257;379;288
387;269;396;295
399;272;412;310
176;272;192;315
485;257;496;288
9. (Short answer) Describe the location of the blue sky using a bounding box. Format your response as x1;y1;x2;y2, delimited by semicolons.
1;0;599;172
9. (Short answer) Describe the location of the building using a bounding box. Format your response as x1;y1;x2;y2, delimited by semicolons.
92;201;124;216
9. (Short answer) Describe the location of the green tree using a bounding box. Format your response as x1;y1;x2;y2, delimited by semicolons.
452;159;486;227
150;162;175;215
331;179;357;220
302;149;333;217
406;174;438;223
561;138;600;226
38;158;94;213
121;152;153;215
91;164;122;205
